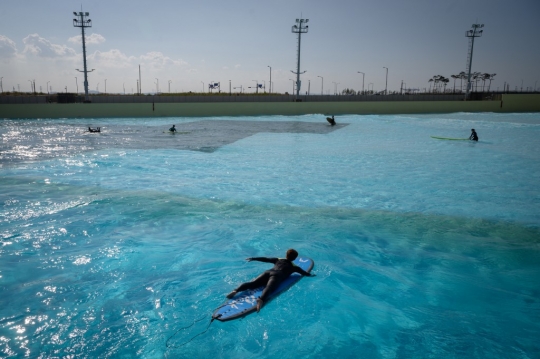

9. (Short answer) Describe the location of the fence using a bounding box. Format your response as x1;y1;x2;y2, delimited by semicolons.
0;93;502;104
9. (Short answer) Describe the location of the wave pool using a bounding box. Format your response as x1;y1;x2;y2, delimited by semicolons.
1;112;539;358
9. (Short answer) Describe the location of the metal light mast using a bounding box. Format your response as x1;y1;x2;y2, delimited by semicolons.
73;10;94;102
464;23;484;100
291;18;309;98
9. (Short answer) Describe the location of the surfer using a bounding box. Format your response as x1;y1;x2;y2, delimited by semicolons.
88;127;100;133
226;249;315;312
326;115;336;126
469;128;478;141
169;125;177;133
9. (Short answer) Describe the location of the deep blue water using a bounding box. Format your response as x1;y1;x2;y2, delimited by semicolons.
1;113;539;358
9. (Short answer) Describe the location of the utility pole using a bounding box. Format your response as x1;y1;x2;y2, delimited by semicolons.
465;23;484;100
268;66;272;93
139;65;141;95
291;18;309;99
73;10;94;102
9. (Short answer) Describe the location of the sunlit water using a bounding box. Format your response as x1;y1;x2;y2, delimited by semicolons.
1;113;539;358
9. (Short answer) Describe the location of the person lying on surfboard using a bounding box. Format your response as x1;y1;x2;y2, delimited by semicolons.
469;128;478;141
226;249;316;312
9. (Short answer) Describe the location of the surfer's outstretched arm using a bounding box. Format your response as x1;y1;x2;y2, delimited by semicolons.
246;257;278;264
293;266;316;277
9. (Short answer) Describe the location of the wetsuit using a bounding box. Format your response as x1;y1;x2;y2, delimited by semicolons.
233;257;312;302
169;126;176;132
469;131;478;141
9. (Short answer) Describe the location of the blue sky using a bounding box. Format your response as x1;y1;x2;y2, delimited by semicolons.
1;0;539;94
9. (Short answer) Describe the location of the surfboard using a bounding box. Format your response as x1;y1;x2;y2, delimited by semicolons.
212;257;314;322
431;136;469;141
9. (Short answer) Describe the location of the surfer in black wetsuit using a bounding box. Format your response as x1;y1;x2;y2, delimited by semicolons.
226;249;315;312
326;115;336;126
169;125;176;133
469;128;478;141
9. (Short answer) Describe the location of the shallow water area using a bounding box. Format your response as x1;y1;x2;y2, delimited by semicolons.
1;113;540;358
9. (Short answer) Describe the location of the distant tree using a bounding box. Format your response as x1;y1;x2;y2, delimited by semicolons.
451;75;459;93
487;73;496;92
341;88;357;95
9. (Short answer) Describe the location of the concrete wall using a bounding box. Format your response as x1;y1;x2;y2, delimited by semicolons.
1;94;538;119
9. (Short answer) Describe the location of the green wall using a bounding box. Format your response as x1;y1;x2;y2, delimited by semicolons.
1;94;539;119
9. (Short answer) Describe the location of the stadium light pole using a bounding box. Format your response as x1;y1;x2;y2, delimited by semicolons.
291;18;309;98
383;67;388;95
358;72;365;94
73;10;94;102
75;77;78;94
464;23;484;100
267;66;272;93
1;77;3;93
168;80;172;93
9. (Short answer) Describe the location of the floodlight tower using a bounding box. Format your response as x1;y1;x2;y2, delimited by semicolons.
464;23;484;100
73;10;94;102
291;18;309;98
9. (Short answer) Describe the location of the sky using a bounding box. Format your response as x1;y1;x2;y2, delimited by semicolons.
1;0;539;95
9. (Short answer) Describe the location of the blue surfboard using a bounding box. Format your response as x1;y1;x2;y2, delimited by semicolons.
212;257;314;321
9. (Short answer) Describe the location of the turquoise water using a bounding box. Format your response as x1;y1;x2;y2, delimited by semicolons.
1;113;539;358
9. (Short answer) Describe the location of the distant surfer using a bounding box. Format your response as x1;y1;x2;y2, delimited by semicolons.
326;115;336;126
226;249;316;312
169;125;177;133
469;128;478;141
88;127;100;133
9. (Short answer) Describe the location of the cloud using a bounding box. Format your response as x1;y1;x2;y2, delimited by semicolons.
0;35;18;58
139;51;187;69
89;49;136;69
68;33;106;45
234;64;241;69
23;34;77;58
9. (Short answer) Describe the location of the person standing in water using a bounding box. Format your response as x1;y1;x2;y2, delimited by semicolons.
469;128;478;141
226;249;315;312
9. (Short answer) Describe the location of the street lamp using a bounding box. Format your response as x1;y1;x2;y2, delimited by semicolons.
46;81;50;94
155;78;159;93
104;79;107;94
28;80;33;93
357;72;365;94
383;67;388;95
317;76;323;95
267;66;272;93
168;80;172;93
75;77;78;94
